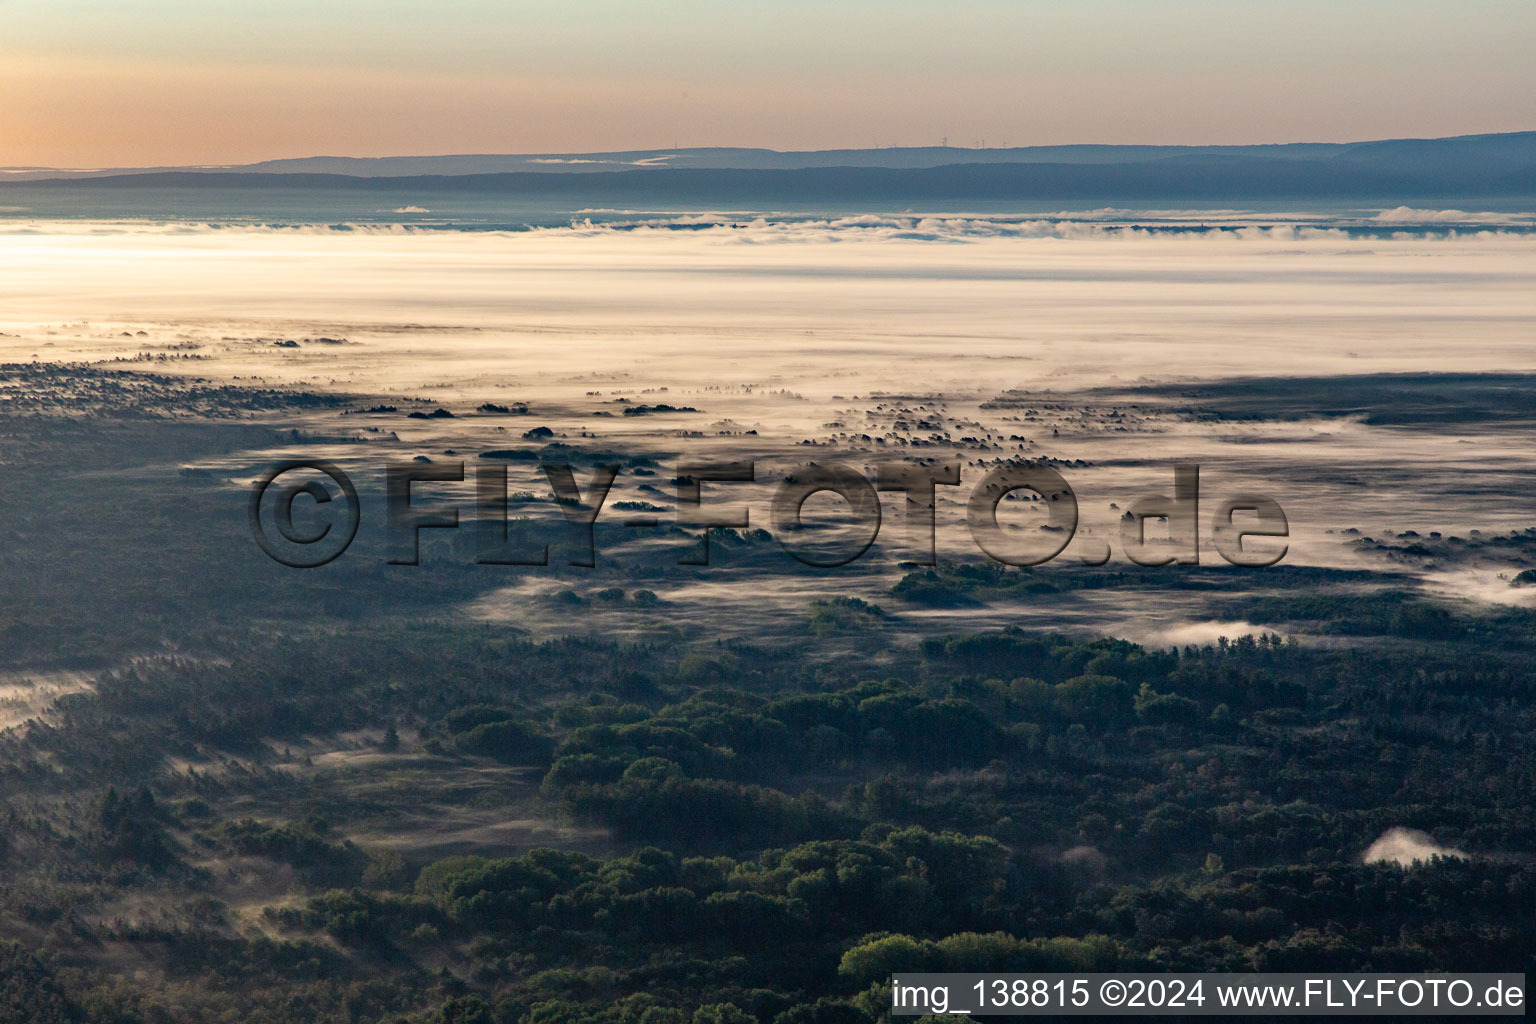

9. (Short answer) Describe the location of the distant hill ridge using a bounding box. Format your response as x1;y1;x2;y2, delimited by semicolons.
4;132;1533;201
4;130;1532;178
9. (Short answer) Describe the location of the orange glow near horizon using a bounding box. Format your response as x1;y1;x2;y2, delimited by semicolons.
4;0;1533;167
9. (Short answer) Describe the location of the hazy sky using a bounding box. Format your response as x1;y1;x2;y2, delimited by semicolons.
4;0;1533;166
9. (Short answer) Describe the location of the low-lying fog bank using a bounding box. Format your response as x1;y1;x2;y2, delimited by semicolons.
4;220;1534;641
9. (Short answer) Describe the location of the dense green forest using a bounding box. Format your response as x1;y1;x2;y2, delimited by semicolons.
3;619;1532;1022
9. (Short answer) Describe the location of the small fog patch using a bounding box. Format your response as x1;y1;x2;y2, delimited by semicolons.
1363;827;1467;867
1157;620;1263;647
1060;845;1107;873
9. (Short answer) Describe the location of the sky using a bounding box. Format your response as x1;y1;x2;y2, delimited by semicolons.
3;0;1534;167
